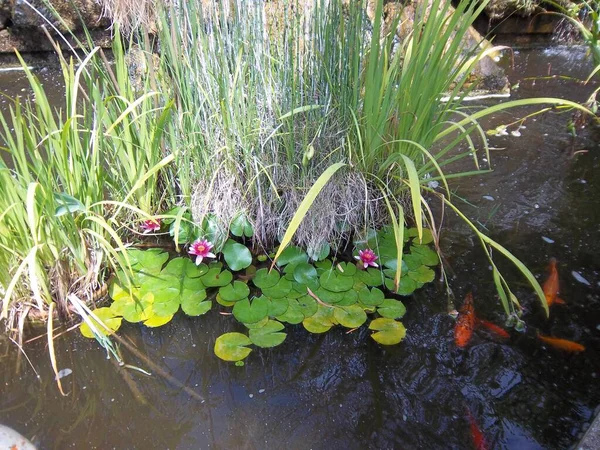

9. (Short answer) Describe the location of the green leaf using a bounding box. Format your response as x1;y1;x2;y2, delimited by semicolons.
308;242;330;261
80;307;122;338
249;320;287;348
408;227;433;244
222;239;253;271
358;287;385;306
314;259;333;271
410;245;440;266
253;268;280;289
386;275;417;296
111;292;154;323
200;267;233;287
125;249;169;274
336;289;358;306
163;257;208;278
314;287;346;304
261;277;292;299
214;333;253;362
54;192;86;216
181;293;211;316
276;246;309;267
369;318;406;345
293;263;318;284
302;305;335;333
319;271;354;293
377;299;407;319
336;262;357;277
408;265;435;283
334;305;367;328
233;297;269;324
144;314;174;327
400;155;423;242
230;213;254;238
297;295;317;317
356;267;384;287
266;296;289;317
272;162;346;266
219;281;250;302
244;316;270;329
276;299;305;324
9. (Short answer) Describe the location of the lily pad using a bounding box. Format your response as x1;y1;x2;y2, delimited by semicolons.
253;268;280;289
356;267;384;287
408;265;435;283
214;332;253;362
377;299;407;319
216;293;237;307
369;318;406;345
181;292;211;316
230;213;254;238
125;249;169;274
266;296;289;317
222;239;253;271
200;267;233;287
358;287;385;306
144;314;174;327
261;277;292;298
402;254;422;270
314;287;346;304
233;297;269;324
336;289;358;306
303;305;335;333
336;262;357;277
244;316;269;329
408;227;434;244
80;307;122;338
219;281;250;302
163;257;208;278
334;305;367;328
276;246;308;267
249;320;287;348
319;271;354;293
297;295;318;317
411;245;439;266
314;259;333;271
293;263;318;284
276;299;305;324
112;292;154;323
308;242;330;261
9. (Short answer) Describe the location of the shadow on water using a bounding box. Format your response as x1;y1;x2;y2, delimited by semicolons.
1;46;600;449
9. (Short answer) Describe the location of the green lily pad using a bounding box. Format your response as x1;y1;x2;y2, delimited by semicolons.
181;292;211;316
356;267;384;287
230;213;254;238
396;276;418;296
334;304;367;328
216;293;237;307
266;296;289;317
214;332;253;362
297;295;318;317
253;268;280;289
408;227;434;244
200;267;233;287
314;259;333;270
80;307;122;338
244;316;269;329
257;254;268;262
163;257;208;278
319;271;354;293
261;277;292;298
336;262;357;277
276;246;308;267
249;320;287;348
144;314;174;327
112;292;154;323
358;287;385;306
303;305;335;333
286;284;305;299
377;299;407;319
408;265;435;283
124;249;169;274
308;242;330;261
402;254;422;270
336;289;358;306
369;318;406;345
314;287;346;304
410;245;439;266
219;281;251;302
222;239;253;271
293;262;318;284
233;297;269;324
276;299;305;324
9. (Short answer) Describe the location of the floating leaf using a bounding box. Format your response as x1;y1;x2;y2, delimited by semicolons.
297;295;317;317
276;299;305;324
356;267;384;287
411;245;439;266
266;296;289;317
308;242;330;261
276;246;308;267
200;267;233;287
336;262;357;277
402;254;422;270
112;292;154;323
216;293;236;307
315;287;346;304
163;257;208;278
369;318;406;345
144;314;174;327
303;305;335;333
219;281;250;302
337;289;358;306
377;299;407;319
293;262;318;284
261;277;292;298
253;268;280;289
125;249;169;274
314;259;333;271
334;305;367;328
244;316;269;329
319;271;354;293
249;320;287;348
408;265;435;283
80;307;122;338
214;332;253;362
233;297;269;324
230;213;254;238
222;239;253;271
408;227;434;244
181;292;211;316
358;287;385;306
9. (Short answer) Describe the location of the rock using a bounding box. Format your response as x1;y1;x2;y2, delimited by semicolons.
0;424;36;450
12;0;109;32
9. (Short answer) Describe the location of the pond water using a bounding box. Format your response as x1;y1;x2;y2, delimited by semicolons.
1;46;599;450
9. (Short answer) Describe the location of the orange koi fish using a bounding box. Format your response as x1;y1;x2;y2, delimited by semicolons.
455;293;476;348
537;334;585;352
543;258;565;307
477;319;510;339
467;409;489;450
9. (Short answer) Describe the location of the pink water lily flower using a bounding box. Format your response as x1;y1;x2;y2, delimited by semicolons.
140;218;161;234
189;238;216;265
355;248;379;269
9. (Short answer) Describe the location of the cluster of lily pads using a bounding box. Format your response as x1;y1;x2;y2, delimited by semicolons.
80;217;439;364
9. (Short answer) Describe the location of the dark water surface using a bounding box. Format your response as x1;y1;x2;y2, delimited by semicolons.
1;47;600;450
